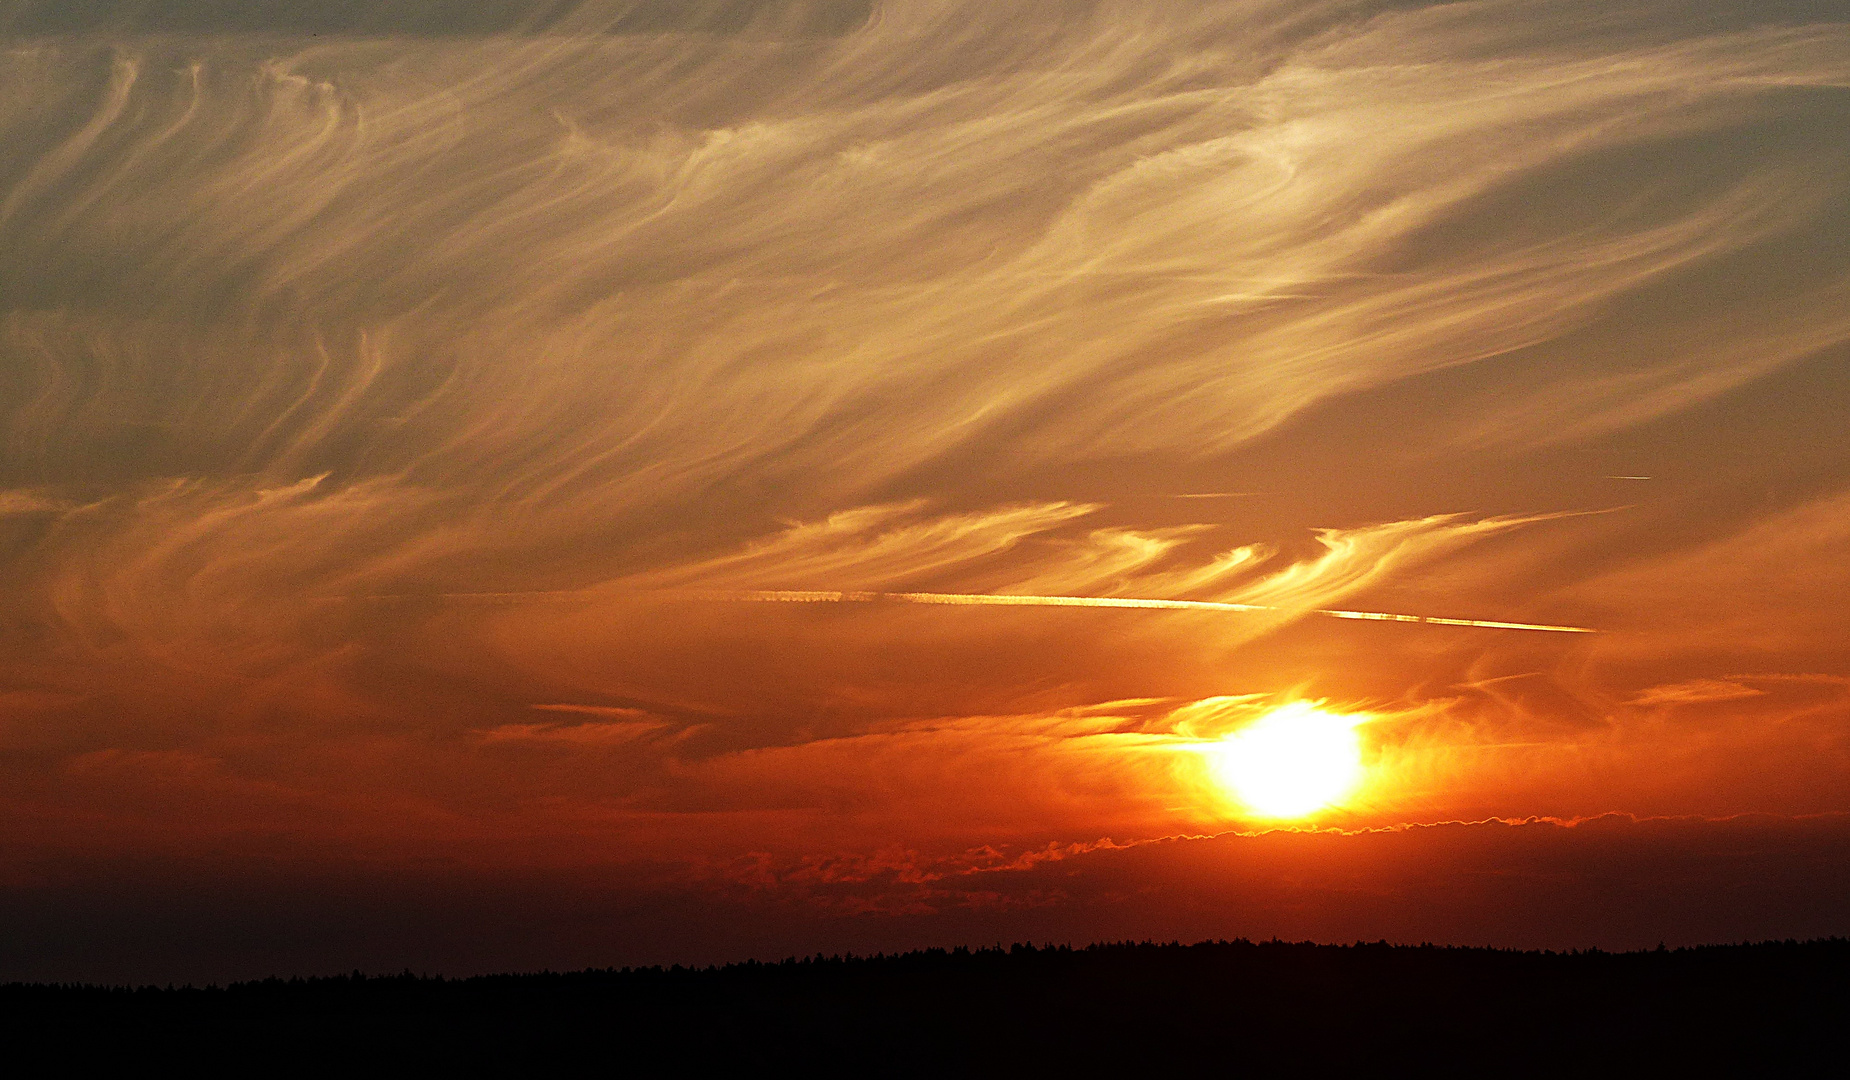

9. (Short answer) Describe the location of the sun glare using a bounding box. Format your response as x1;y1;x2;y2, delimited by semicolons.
1205;703;1366;819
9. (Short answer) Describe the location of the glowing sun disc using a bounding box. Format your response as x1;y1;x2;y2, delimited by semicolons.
1206;703;1365;818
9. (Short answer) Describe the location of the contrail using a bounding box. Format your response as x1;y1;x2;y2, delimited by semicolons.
322;588;1596;633
715;590;1597;633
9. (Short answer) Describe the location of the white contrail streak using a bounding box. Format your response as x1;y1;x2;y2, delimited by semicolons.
715;590;1597;633
323;588;1597;633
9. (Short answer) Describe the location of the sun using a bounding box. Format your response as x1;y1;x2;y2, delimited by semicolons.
1204;702;1366;819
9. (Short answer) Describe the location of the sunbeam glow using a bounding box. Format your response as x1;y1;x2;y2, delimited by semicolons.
1205;703;1367;820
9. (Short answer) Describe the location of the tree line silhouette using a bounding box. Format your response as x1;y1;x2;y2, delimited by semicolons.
6;937;1844;1073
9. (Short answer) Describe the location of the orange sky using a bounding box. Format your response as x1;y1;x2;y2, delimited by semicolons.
2;0;1848;982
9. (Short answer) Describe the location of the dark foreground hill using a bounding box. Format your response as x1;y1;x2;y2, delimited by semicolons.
6;938;1846;1075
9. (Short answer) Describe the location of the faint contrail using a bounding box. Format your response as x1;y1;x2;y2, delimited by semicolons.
323;587;1596;633
714;590;1596;633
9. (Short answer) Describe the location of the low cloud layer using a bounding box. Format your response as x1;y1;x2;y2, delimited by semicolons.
8;812;1849;984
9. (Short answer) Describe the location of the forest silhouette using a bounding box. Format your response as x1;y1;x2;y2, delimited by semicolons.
7;938;1844;1072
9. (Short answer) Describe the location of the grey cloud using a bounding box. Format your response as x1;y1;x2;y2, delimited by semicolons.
0;1;874;38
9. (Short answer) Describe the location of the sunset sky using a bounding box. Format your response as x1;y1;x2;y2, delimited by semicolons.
3;0;1848;983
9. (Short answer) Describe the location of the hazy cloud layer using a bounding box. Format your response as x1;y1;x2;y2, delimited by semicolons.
7;812;1850;984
